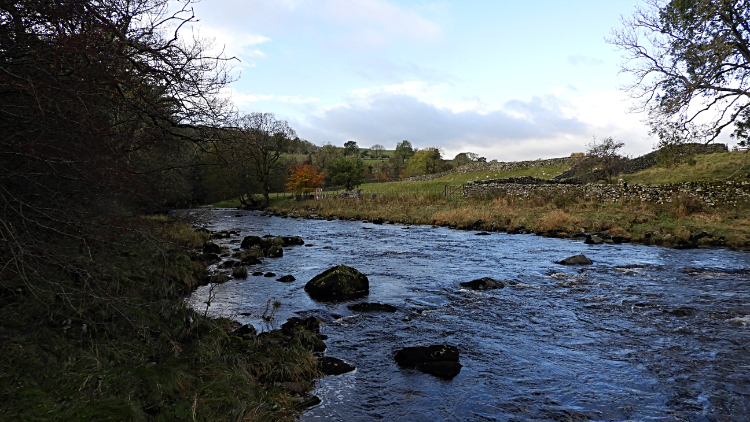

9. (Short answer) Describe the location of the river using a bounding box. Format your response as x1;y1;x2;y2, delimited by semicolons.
184;208;750;421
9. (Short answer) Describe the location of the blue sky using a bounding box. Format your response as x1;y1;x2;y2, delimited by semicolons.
185;0;669;161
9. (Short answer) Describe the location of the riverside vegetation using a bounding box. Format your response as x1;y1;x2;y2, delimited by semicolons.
263;150;750;250
0;216;322;421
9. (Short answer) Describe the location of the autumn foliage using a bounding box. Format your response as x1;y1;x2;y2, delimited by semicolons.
286;164;326;193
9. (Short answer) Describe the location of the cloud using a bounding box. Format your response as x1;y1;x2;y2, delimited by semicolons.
294;92;591;159
567;54;604;66
226;90;321;107
189;0;444;50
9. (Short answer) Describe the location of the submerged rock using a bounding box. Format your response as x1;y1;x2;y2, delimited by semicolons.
347;302;397;312
241;256;262;265
394;345;462;379
459;277;504;290
556;254;593;265
251;271;264;276
305;265;369;302
277;275;296;283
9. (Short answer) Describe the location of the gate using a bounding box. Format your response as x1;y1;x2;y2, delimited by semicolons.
444;184;464;199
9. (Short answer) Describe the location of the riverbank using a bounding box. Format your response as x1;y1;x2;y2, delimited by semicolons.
0;216;320;421
264;192;750;250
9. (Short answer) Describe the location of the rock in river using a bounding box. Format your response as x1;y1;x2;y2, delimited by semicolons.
459;277;504;290
266;244;283;257
585;234;604;245
320;356;356;375
277;275;296;283
304;265;369;302
556;254;593;265
394;345;462;379
347;302;397;312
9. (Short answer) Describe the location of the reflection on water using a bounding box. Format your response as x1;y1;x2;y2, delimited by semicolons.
184;209;750;421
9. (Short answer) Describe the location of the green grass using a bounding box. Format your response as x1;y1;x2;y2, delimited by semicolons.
358;164;570;196
622;150;750;185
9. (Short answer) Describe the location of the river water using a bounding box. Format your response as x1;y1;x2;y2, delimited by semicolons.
184;208;750;421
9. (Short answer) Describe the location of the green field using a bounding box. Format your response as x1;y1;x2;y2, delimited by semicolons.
622;150;750;185
357;164;571;196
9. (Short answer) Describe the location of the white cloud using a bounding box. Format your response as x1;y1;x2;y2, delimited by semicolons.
227;91;321;107
568;54;604;66
189;0;443;50
292;87;654;161
319;0;443;41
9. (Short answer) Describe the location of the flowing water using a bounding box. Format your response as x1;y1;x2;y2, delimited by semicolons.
184;209;750;421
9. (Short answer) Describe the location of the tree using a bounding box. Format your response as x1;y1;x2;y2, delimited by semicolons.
285;164;326;194
453;152;486;166
395;140;415;159
0;0;233;300
609;0;750;144
405;147;447;176
344;141;360;156
227;113;296;206
586;136;625;184
371;144;386;158
327;157;365;190
313;143;343;170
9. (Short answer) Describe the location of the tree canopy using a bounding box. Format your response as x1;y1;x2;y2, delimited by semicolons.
327;156;365;190
395;140;415;159
286;163;326;193
0;0;233;298
609;0;750;144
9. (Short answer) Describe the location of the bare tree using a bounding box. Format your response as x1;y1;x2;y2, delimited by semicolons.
227;113;296;206
608;0;750;144
586;137;625;184
370;144;385;159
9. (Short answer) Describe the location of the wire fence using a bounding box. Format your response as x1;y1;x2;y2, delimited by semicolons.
268;184;467;201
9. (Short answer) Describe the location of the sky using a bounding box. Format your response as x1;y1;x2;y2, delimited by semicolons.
180;0;688;161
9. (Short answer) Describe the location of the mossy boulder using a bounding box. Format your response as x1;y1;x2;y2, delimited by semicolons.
267;245;283;257
240;235;263;249
304;265;369;302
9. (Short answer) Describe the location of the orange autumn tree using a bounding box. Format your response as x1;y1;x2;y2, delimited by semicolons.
285;163;326;193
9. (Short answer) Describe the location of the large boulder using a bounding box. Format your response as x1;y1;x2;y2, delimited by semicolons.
459;277;504;290
304;265;369;302
556;254;593;265
394;345;462;379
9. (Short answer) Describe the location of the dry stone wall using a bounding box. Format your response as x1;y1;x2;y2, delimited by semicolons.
464;178;750;206
399;156;584;183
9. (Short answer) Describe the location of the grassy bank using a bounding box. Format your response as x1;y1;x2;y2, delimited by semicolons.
0;216;320;421
266;192;750;249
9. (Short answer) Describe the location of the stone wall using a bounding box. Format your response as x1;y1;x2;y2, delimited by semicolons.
399;156;584;183
553;143;729;181
464;178;750;206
